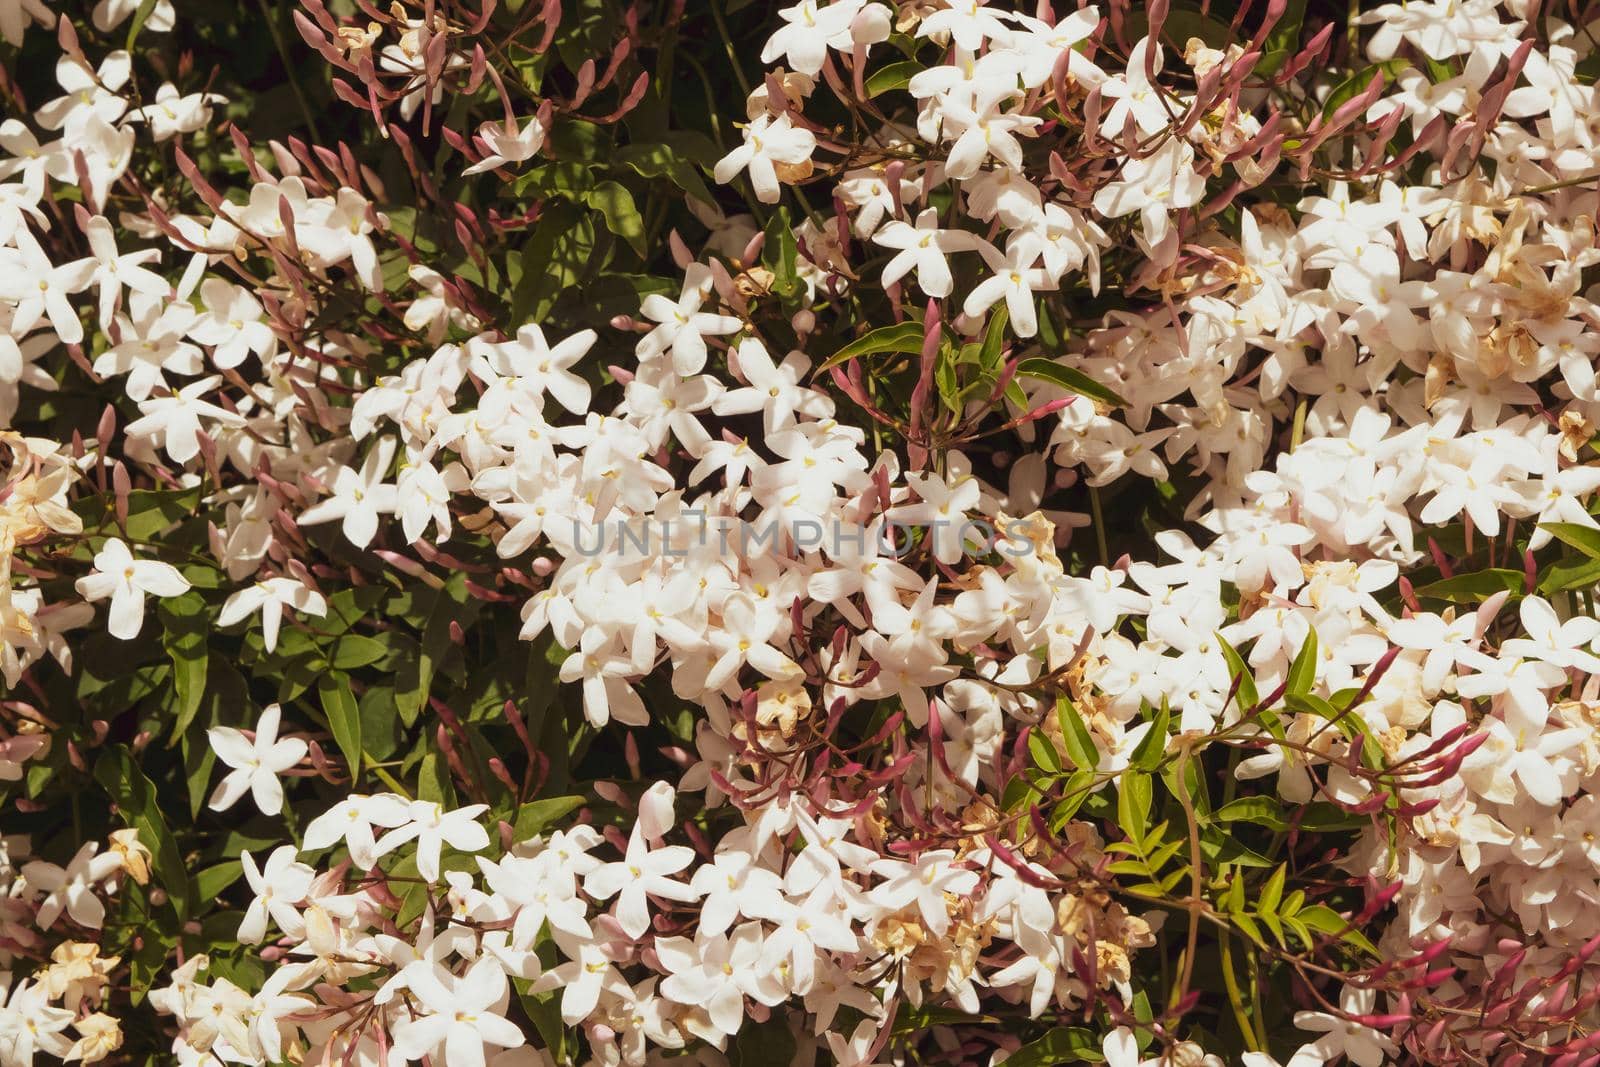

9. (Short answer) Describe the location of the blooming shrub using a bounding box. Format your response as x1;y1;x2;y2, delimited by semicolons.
7;0;1600;1063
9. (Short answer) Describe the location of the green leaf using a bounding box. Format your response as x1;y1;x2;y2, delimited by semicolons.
866;60;922;97
615;139;715;205
1577;51;1600;85
1284;690;1339;721
512;794;587;840
1286;693;1389;768
1423;56;1456;83
509;201;595;323
1259;863;1286;916
117;487;203;541
1154;7;1234;49
332;633;388;668
734;1014;797;1067
1107;858;1155;877
1543;522;1600;560
1415;568;1526;603
893;1005;998;1032
1117;770;1153;848
1540;554;1600;595
978;303;1009;369
125;0;161;49
395;584;463;726
1028;731;1063;774
1321;60;1410;119
546;118;606;161
1144;837;1185;872
360;684;402;762
586;180;646;257
1217;633;1259;711
1286;629;1318;698
1055;696;1098;771
1049;769;1096;827
195;861;243;901
936;339;964;414
994;375;1025;411
159;593;210;736
1260;904;1286;944
513;161;597;200
318;675;363;779
417;751;456;807
1016;357;1128;407
333;634;389;670
815;320;926;374
1256;0;1307;76
1004;773;1043;813
1200;834;1275;868
1225;872;1247;914
182;723;217;818
322;586;387;635
1004;1027;1104;1066
1232;910;1267;947
1298;903;1379;955
517;980;574;1064
126;924;170;1004
1214;796;1289;831
1128;701;1170;770
94;746;190;917
763;206;802;300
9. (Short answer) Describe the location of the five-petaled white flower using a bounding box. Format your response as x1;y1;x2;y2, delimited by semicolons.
713;112;816;205
215;576;329;652
237;844;315;944
374;800;493;882
583;819;700;939
393;957;526;1067
207;703;309;816
74;537;191;641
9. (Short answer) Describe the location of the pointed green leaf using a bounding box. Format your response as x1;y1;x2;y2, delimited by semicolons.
1286;629;1318;698
1129;701;1170;770
160;593;210;736
815;320;926;375
1415;568;1526;603
586;180;646;257
1217;633;1259;711
1055;696;1098;771
1016;357;1128;407
1543;522;1600;560
1321;60;1410;119
978;303;1010;369
1117;770;1153;848
512;794;587;840
1297;903;1379;955
318;675;363;779
762;207;801;299
1028;730;1063;774
333;634;389;670
1260;864;1286;916
94;746;190;917
1004;1027;1104;1066
866;60;922;97
1215;797;1290;831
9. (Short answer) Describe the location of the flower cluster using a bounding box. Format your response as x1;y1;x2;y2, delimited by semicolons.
0;827;149;1065
8;0;1600;1064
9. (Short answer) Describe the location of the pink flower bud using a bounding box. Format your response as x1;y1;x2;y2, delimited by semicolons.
636;780;675;838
